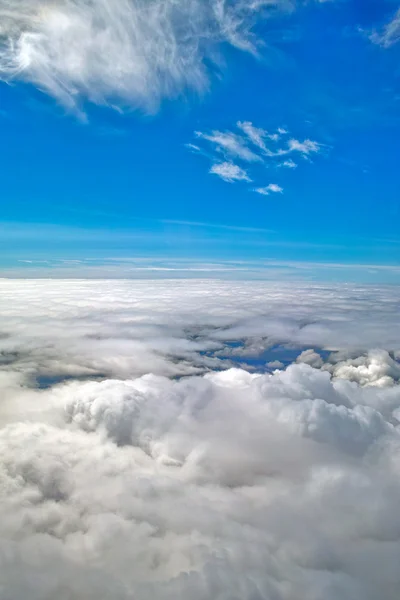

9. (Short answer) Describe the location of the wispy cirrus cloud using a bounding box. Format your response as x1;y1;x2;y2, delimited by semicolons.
188;120;326;192
370;8;400;48
0;0;294;115
286;138;321;155
210;161;251;183
195;130;261;162
236;121;322;159
236;121;277;156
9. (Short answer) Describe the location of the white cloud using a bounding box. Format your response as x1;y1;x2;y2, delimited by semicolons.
254;187;269;195
210;161;251;183
236;121;275;155
237;121;294;155
0;0;292;114
0;279;399;386
254;183;283;195
326;349;400;388
196;130;261;162
189;122;326;188
266;183;283;193
280;159;297;168
287;138;321;155
1;279;400;599
269;133;281;141
297;348;324;368
185;143;201;153
370;8;400;48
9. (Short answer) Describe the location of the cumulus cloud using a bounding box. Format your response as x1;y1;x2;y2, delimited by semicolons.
1;279;400;598
0;0;293;113
254;183;283;195
327;349;400;388
297;348;324;368
210;161;251;182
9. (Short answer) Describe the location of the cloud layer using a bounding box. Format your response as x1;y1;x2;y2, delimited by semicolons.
0;0;292;113
1;279;400;599
1;278;400;383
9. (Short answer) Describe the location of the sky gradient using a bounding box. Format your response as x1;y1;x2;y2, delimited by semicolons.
2;4;400;596
0;0;399;280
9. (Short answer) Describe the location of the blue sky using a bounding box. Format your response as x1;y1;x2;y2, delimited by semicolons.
0;0;399;279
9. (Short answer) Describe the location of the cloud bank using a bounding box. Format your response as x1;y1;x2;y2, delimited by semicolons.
1;279;400;599
0;0;293;113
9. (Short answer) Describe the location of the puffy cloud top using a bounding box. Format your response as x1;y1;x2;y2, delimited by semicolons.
1;279;400;599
